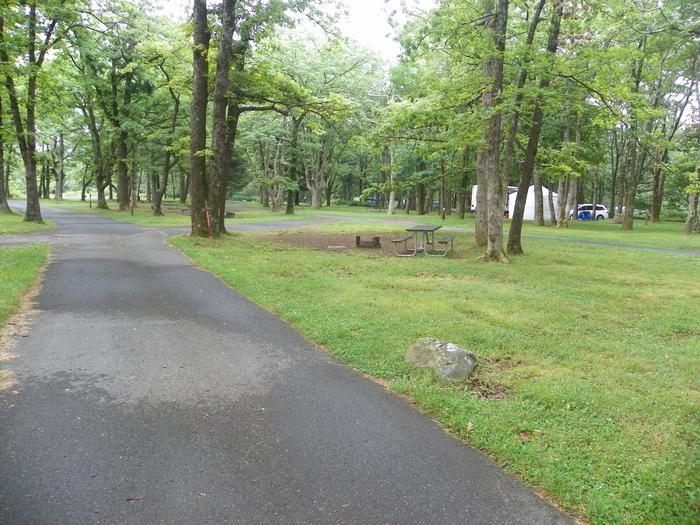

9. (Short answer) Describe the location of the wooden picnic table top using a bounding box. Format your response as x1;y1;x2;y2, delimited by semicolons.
406;224;442;232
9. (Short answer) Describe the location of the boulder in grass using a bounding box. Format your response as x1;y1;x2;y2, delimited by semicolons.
405;337;477;380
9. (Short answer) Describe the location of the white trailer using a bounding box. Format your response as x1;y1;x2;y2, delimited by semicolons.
507;185;559;221
470;185;518;213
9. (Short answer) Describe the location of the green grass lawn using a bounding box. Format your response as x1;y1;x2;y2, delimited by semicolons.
0;245;48;326
0;244;48;391
314;205;699;250
520;219;699;251
171;229;700;525
0;211;55;235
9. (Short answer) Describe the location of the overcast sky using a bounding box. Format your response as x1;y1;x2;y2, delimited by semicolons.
155;0;436;62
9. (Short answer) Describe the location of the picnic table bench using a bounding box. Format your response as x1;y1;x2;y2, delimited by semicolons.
152;202;191;215
393;225;455;257
154;203;237;218
432;235;454;257
391;234;416;256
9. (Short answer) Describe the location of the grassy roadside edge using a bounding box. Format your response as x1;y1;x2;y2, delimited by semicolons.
0;245;51;391
0;211;56;235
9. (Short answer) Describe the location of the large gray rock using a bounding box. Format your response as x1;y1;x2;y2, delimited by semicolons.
405;338;477;380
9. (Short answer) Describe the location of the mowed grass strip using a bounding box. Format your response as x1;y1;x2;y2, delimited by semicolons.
171;231;700;525
0;245;48;326
313;206;699;250
0;212;55;235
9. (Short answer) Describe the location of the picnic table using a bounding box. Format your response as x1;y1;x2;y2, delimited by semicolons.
392;224;454;257
408;224;441;252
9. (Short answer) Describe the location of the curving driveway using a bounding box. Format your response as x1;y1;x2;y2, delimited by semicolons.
0;205;571;524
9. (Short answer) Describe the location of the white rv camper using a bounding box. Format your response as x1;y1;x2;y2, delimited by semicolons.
507;185;559;221
470;185;518;215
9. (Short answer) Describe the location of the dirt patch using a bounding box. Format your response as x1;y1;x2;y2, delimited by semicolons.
255;231;465;258
0;251;49;391
464;375;513;400
454;356;518;400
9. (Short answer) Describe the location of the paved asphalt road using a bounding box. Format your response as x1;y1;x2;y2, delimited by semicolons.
0;206;570;524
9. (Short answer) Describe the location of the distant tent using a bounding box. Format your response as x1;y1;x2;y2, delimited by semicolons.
470;185;518;213
507;185;559;221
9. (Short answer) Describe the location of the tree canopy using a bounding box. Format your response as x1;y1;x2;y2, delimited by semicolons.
0;0;697;247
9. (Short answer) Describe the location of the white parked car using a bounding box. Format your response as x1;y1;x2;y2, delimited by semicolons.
569;204;609;220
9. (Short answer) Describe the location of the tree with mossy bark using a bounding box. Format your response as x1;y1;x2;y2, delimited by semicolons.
0;1;79;222
477;0;509;263
0;92;11;214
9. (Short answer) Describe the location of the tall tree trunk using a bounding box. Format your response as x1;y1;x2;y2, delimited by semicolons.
457;149;469;220
82;102;108;209
80;167;90;202
309;185;322;208
42;148;50;199
285;115;303;215
4;144;11;199
591;168;599;220
116;137;129;209
621;139;639;230
154;93;180;216
556;82;574;228
609;129;621;219
151;172;159;203
130;152;138;210
306;165;322;209
567;114;582;222
620;36;649;231
474;4;492;250
179;172;188;203
547;185;556;225
190;0;210;236
387;147;397;215
557;177;571;227
259;141;271;207
0;7;45;222
0;94;9;213
439;158;447;220
650;157;665;222
305;136;332;210
457;178;468;219
207;0;236;236
416;181;426;215
271;138;285;212
507;0;562;253
685;165;699;234
479;0;509;262
23;4;42;221
475;182;488;245
116;70;133;211
55;133;64;201
565;174;576;221
533;164;544;226
325;172;335;207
